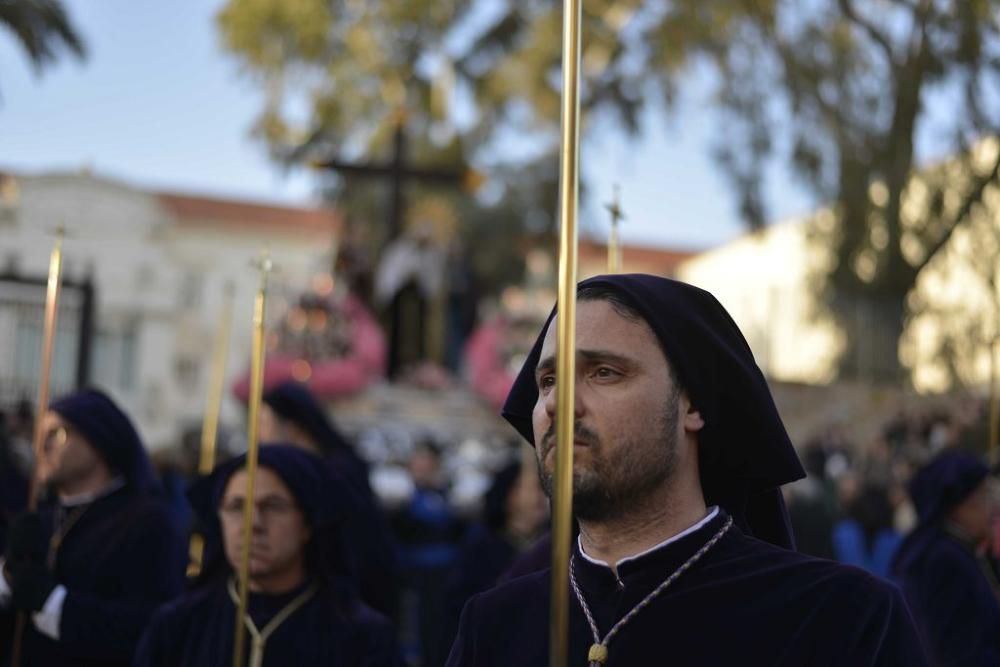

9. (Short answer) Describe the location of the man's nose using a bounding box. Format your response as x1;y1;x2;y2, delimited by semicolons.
543;376;585;421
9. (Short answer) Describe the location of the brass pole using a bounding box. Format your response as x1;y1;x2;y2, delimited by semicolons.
27;229;65;510
13;229;65;667
188;283;235;578
605;185;624;274
551;0;582;664
608;222;621;274
233;254;272;667
989;334;998;464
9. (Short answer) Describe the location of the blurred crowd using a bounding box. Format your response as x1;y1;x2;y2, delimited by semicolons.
785;397;998;574
2;386;997;666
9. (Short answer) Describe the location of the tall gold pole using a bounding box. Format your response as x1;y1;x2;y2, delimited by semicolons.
605;185;625;274
989;334;998;464
233;254;272;667
188;283;236;578
551;0;582;664
13;229;65;667
27;229;65;510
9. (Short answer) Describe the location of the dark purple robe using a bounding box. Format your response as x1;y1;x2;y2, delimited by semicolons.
448;510;927;666
134;580;403;666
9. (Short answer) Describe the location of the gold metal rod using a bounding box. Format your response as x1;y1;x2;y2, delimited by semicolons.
989;335;998;464
188;283;236;578
608;222;621;274
550;0;582;664
606;185;624;274
13;229;65;667
27;230;64;510
200;283;236;475
233;255;272;667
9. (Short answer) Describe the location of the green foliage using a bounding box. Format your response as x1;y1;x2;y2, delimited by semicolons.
0;0;85;76
219;0;1000;382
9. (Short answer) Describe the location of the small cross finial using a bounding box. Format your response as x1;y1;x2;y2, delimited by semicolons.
250;249;275;290
47;225;72;241
605;185;625;229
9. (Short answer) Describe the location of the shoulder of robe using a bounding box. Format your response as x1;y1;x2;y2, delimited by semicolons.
149;584;221;627
722;531;904;604
458;567;551;621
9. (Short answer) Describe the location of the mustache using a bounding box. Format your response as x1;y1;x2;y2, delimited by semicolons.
540;421;599;454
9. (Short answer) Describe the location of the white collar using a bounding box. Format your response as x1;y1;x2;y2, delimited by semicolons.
577;506;720;569
59;477;126;507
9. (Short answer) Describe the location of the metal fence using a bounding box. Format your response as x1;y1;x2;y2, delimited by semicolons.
0;272;94;409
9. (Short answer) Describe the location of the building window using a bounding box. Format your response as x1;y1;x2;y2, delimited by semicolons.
178;272;203;310
175;356;199;390
93;319;140;390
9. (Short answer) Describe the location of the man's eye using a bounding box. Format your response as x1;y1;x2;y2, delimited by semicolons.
593;367;619;379
538;375;555;389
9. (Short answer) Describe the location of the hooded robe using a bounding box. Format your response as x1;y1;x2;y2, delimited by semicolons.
447;274;926;666
262;381;399;616
891;449;1000;666
1;388;185;667
134;445;404;667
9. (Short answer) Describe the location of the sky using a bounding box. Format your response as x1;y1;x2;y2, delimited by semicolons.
0;0;817;251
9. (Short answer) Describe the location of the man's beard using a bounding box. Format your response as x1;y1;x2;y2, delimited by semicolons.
537;391;679;523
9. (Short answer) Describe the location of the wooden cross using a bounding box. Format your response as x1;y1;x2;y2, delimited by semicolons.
311;114;480;242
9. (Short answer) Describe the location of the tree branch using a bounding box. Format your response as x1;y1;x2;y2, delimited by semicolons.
837;0;896;66
913;144;1000;275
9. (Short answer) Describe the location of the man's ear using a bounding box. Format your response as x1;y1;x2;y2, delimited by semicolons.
681;393;704;433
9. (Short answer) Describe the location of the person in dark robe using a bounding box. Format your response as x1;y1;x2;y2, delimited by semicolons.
391;439;466;667
134;445;404;666
447;274;927;666
832;482;902;578
0;388;185;667
374;222;445;378
259;380;399;616
0;413;29;555
784;445;836;560
891;449;1000;665
441;458;548;659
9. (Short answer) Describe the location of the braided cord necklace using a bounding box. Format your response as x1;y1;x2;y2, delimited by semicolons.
227;578;319;667
570;515;733;666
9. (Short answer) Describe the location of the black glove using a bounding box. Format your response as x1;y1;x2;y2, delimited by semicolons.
7;560;57;612
4;512;47;565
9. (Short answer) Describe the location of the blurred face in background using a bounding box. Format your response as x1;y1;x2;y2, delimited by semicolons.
506;464;548;540
37;411;111;496
409;445;442;490
257;405;318;455
219;467;311;593
950;477;1000;545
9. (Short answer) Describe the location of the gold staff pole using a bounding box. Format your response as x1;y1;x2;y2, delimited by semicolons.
989;332;998;464
12;228;65;667
233;253;273;667
605;185;625;274
187;283;236;578
551;0;582;664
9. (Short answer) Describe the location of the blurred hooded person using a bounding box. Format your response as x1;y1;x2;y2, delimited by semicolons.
447;274;926;666
891;449;1000;665
258;380;399;616
0;388;185;666
134;445;403;666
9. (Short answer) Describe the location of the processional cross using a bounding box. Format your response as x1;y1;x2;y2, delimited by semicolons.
311;113;481;243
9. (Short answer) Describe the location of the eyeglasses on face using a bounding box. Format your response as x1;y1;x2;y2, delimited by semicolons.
218;497;298;521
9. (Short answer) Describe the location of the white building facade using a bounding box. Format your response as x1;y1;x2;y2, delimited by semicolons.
0;168;340;448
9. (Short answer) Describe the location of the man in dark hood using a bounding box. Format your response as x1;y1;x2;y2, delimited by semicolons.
0;388;184;666
447;274;926;666
259;380;400;617
135;444;403;666
891;449;1000;665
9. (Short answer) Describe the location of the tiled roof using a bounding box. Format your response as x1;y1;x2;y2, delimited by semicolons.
157;192;341;233
578;238;697;276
